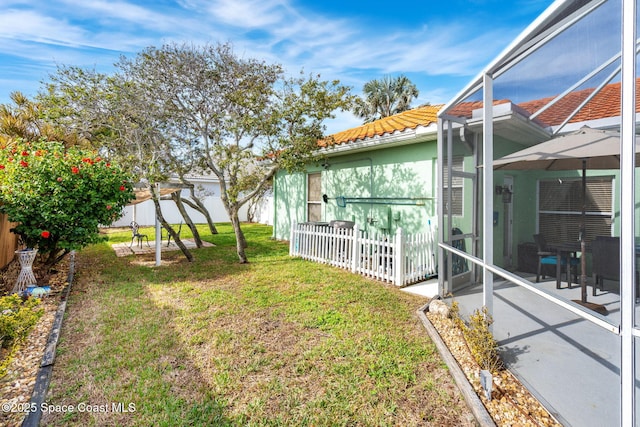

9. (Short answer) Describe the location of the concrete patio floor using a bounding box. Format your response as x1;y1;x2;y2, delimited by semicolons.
445;273;634;427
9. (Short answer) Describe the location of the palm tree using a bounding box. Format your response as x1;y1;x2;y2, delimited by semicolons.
0;91;83;146
353;75;420;123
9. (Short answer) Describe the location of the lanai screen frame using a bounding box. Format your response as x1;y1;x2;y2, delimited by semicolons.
436;0;637;425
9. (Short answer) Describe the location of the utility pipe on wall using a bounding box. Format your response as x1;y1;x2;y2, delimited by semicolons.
321;157;374;224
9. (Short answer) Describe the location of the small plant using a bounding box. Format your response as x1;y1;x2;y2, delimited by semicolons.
0;294;43;377
462;307;503;373
448;301;503;373
449;300;464;329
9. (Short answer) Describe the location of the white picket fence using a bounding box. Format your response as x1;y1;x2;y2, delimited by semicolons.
289;222;438;286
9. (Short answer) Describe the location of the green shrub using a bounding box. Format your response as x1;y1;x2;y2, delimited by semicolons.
0;138;134;267
0;294;43;349
462;307;503;373
0;295;43;377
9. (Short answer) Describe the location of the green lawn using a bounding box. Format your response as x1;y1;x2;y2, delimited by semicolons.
42;223;472;426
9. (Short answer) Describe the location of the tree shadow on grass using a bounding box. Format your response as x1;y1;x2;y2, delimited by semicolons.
41;251;234;426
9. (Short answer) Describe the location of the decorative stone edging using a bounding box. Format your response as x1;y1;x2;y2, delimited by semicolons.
21;251;75;427
416;297;496;427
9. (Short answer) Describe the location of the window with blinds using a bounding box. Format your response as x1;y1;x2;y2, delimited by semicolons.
443;156;464;216
538;177;613;243
307;172;322;222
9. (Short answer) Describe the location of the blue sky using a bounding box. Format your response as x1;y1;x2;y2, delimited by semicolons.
0;0;553;133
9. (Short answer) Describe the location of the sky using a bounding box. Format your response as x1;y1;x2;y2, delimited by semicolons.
0;0;554;134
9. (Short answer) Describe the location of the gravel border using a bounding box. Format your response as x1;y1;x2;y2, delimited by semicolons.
21;251;75;427
416;296;496;427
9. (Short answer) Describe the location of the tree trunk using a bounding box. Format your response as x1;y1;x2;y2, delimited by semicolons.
170;192;202;248
39;248;70;284
151;194;193;262
246;197;257;223
229;209;248;263
181;186;218;234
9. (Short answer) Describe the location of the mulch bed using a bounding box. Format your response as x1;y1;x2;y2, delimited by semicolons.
0;257;71;427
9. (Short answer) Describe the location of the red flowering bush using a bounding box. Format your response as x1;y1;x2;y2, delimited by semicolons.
0;139;134;266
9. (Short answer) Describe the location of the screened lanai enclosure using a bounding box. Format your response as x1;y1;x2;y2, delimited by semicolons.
437;0;639;425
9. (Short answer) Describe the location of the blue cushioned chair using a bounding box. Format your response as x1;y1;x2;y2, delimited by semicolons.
533;233;579;285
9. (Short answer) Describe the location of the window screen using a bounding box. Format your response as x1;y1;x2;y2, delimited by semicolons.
307;172;322;222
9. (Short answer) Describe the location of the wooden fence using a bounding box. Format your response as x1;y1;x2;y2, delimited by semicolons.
289;222;437;286
0;213;18;269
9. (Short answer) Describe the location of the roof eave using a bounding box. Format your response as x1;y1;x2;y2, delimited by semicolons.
466;102;553;146
318;123;438;157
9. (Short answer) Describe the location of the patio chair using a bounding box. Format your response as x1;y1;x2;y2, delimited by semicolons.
592;236;619;296
533;233;579;284
130;221;150;248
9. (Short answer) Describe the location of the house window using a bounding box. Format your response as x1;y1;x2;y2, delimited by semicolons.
307;172;322;222
442;156;464;216
538;177;613;243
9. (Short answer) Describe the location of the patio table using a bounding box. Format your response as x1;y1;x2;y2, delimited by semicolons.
546;242;589;290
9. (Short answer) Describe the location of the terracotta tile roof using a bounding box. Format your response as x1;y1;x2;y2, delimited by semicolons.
518;88;594;126
518;78;640;126
321;104;443;147
323;78;640;149
445;99;511;119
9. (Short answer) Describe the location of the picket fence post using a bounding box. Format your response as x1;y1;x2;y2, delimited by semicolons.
351;223;360;273
394;227;405;286
289;221;297;256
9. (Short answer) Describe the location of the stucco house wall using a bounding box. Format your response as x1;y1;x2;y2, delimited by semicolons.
273;105;441;240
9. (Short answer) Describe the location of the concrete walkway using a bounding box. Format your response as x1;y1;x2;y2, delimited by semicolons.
401;278;439;298
112;238;214;257
447;274;630;427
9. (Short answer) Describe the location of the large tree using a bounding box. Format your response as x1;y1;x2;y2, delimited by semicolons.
117;42;351;263
39;66;197;261
353;75;420;123
40;42;351;263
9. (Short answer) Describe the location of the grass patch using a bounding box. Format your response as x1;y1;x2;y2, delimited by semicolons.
43;223;472;426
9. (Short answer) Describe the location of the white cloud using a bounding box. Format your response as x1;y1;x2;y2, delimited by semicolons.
207;0;288;28
0;0;548;108
0;9;88;47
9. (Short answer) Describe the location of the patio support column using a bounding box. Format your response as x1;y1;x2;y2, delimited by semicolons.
620;0;636;425
482;73;494;318
437;118;446;295
154;183;162;267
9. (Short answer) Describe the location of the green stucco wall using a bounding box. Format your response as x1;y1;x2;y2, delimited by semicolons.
272;140;438;240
